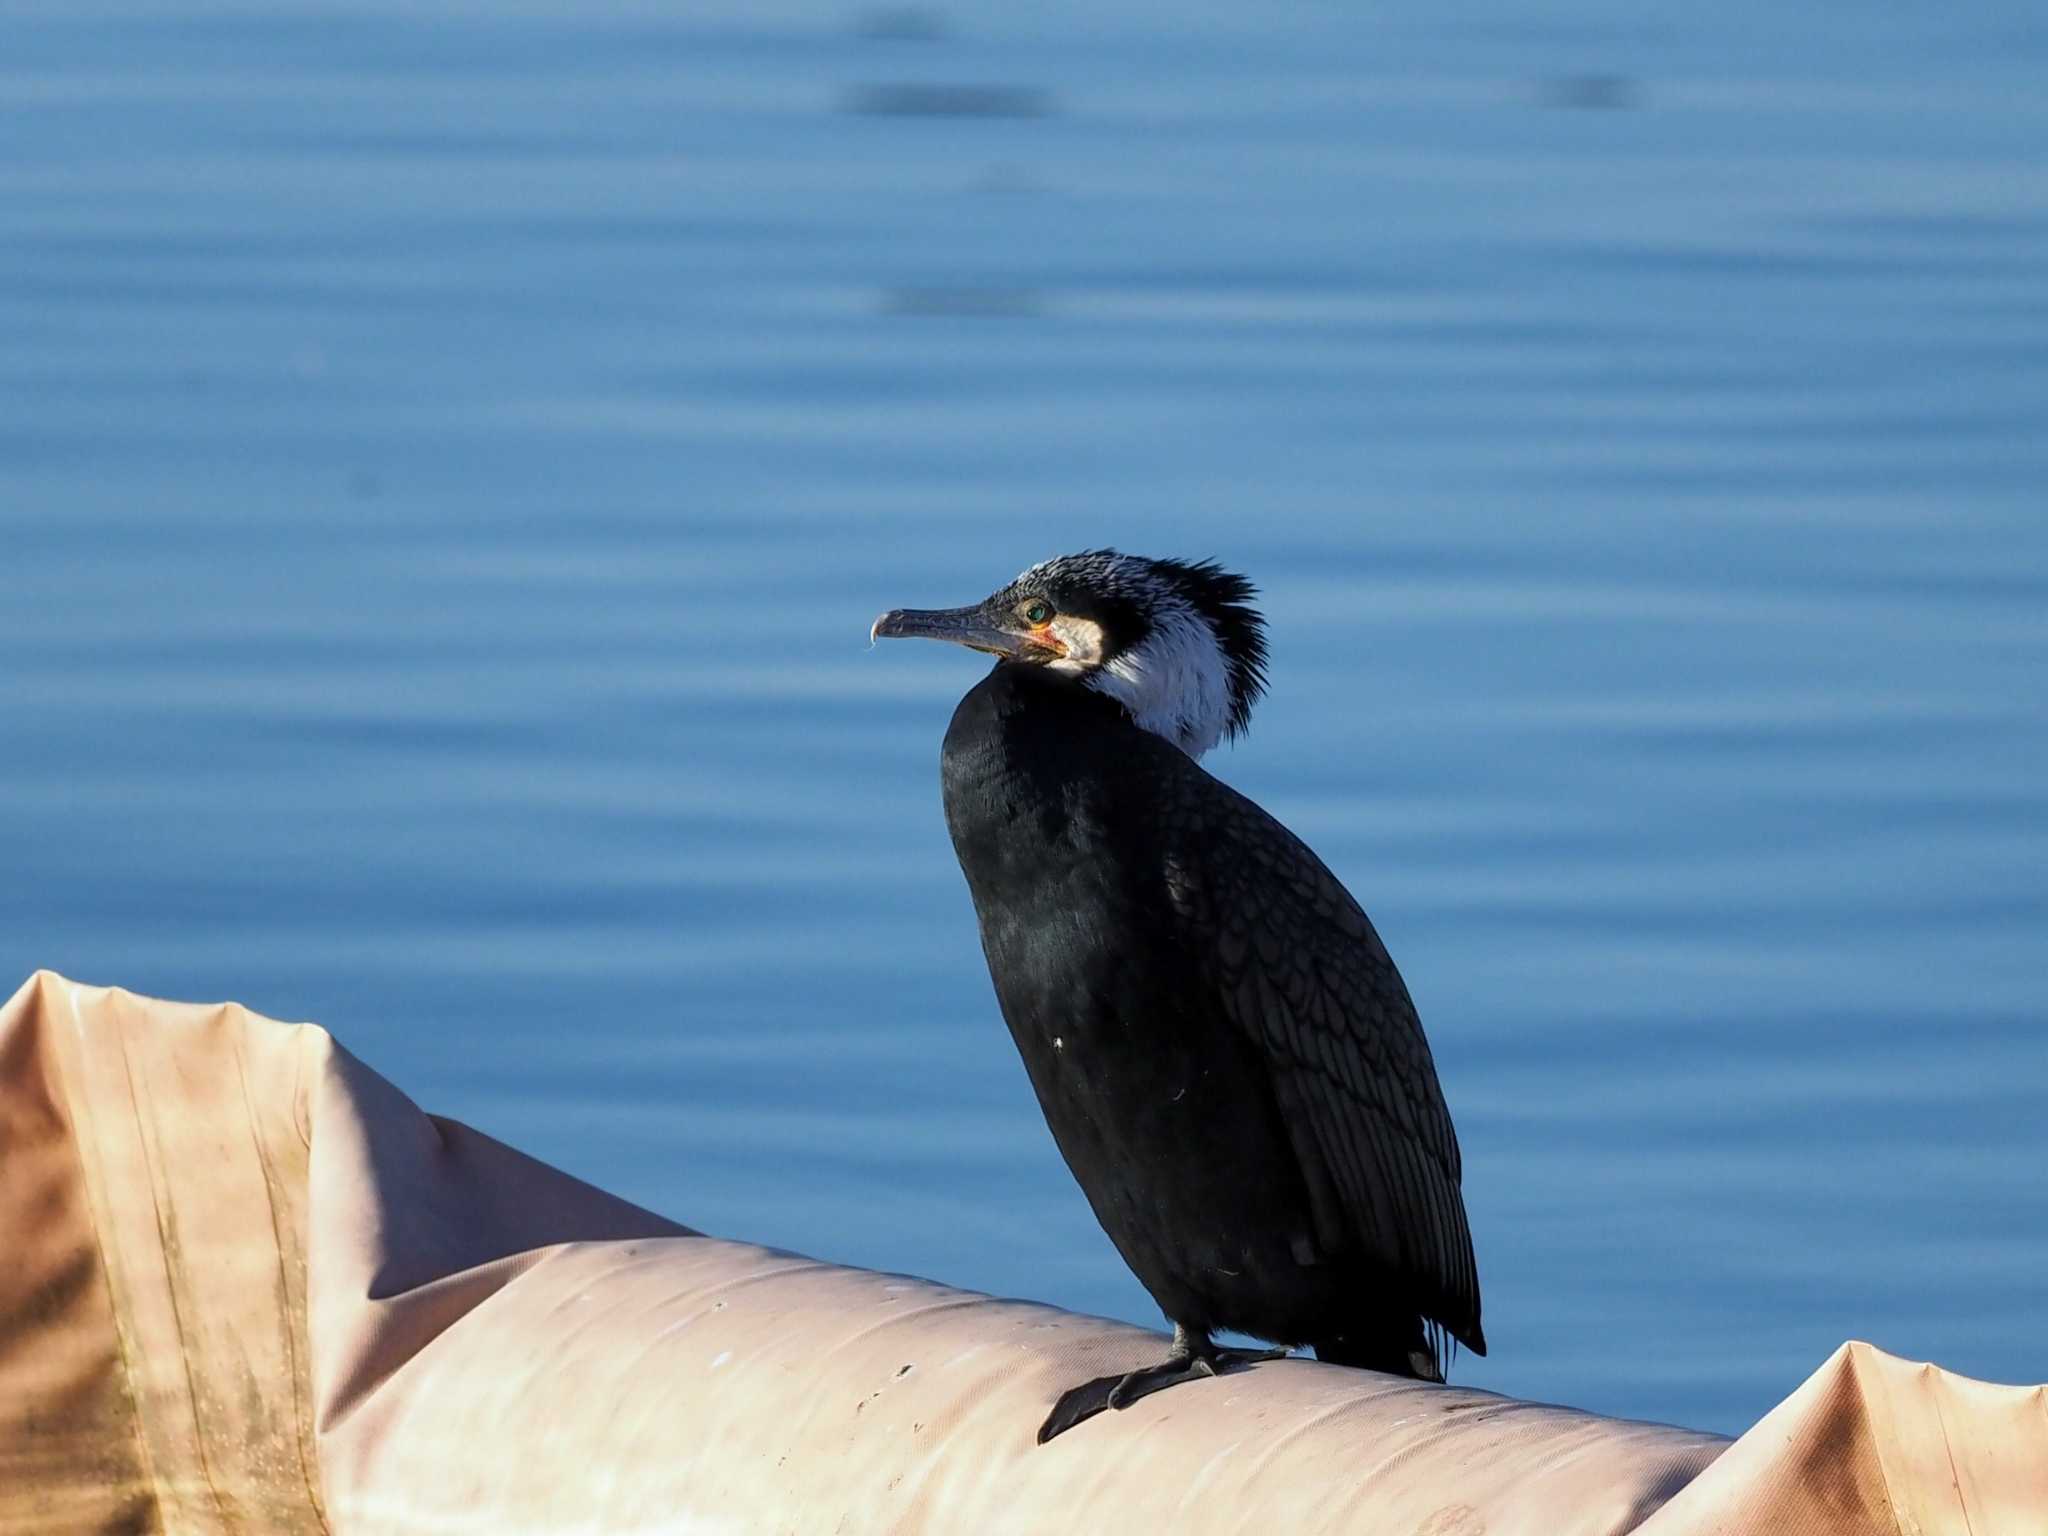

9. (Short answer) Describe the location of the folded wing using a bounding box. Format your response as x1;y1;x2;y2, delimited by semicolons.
1157;767;1485;1355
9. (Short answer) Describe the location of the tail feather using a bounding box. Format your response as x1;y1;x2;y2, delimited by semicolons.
1314;1316;1449;1382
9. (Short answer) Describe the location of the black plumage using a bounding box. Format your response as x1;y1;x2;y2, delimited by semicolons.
873;551;1484;1440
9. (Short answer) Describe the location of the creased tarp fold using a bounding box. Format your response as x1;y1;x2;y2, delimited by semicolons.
2;970;2041;1535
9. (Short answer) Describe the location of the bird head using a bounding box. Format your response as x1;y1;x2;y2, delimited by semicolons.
872;550;1268;759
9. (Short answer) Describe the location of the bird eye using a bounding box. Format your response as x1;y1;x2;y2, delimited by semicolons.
1022;599;1055;625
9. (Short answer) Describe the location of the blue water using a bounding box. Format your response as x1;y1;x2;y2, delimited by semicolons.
6;2;2045;1435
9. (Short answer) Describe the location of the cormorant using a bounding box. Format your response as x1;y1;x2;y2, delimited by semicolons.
872;550;1485;1442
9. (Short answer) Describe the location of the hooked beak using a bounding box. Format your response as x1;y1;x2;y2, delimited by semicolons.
870;604;1057;661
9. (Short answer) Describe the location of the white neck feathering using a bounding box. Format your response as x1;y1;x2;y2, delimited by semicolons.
1050;603;1231;759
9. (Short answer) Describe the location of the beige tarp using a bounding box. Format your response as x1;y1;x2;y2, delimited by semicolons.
2;970;2041;1534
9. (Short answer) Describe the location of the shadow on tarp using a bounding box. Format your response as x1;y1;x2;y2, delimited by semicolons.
2;971;2040;1535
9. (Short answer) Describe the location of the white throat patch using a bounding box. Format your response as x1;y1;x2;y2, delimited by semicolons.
1048;605;1231;759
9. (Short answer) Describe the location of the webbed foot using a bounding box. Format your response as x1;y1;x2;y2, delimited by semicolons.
1037;1329;1289;1442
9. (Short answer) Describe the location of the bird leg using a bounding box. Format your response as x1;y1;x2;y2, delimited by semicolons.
1037;1324;1289;1442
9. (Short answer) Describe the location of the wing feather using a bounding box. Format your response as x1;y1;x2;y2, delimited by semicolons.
1158;759;1485;1351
